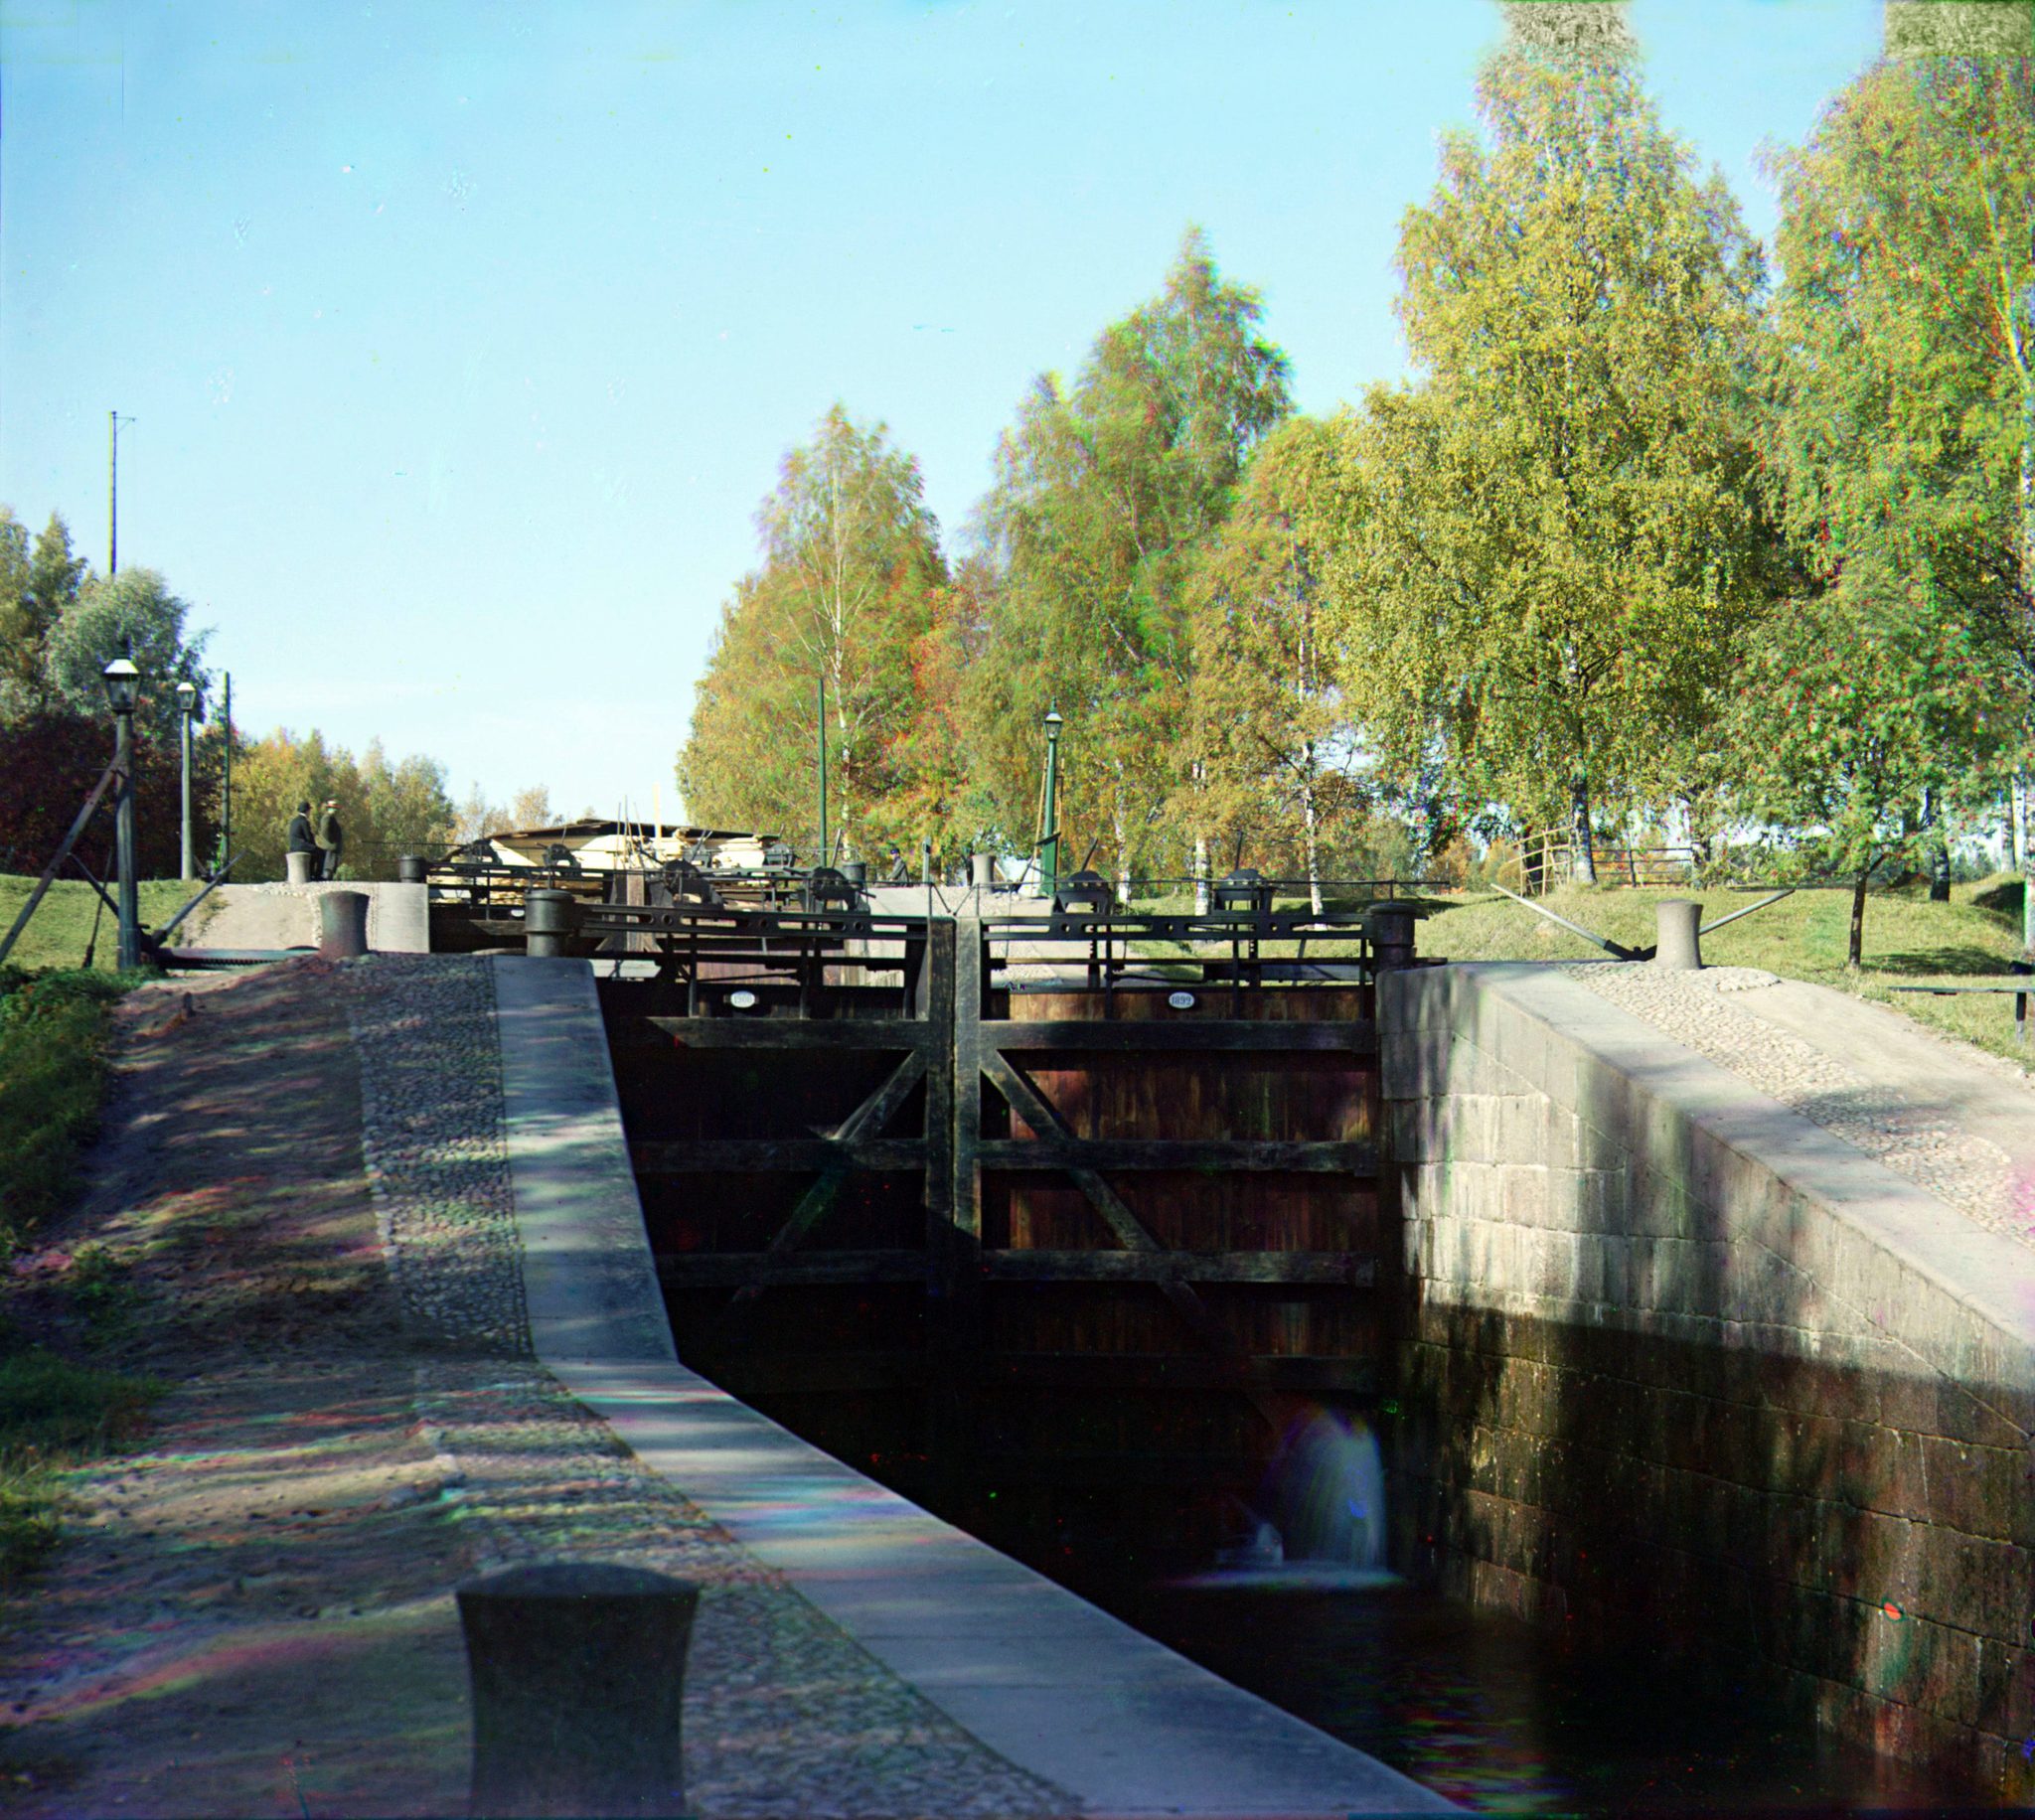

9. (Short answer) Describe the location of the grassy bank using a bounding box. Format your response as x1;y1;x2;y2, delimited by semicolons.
0;968;138;1252
0;964;161;1594
1130;875;2030;1070
1419;877;2029;1068
0;876;197;977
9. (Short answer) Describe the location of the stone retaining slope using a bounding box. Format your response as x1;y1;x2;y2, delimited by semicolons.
1380;963;2035;1800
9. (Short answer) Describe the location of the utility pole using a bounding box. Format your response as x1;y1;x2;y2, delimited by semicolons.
106;411;134;574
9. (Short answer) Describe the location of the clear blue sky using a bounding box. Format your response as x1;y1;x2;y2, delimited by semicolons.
1;0;1883;822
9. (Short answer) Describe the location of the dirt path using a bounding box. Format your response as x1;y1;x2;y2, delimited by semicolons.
1;963;477;1815
0;961;1072;1820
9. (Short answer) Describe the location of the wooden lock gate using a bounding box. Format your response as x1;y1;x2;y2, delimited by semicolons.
600;903;1400;1572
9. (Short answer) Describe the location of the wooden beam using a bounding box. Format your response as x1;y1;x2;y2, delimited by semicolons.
630;1138;926;1173
983;1250;1375;1286
657;1249;928;1287
934;913;988;1484
976;1138;1376;1174
976;1352;1380;1393
979;1050;1277;1424
705;1047;934;1334
987;1019;1376;1055
642;1017;932;1051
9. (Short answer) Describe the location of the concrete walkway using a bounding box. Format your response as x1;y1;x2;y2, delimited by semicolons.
492;955;1456;1819
191;880;430;954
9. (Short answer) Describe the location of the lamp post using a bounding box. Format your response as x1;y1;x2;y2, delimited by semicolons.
2021;272;2034;956
1040;704;1064;899
101;655;141;970
176;681;198;882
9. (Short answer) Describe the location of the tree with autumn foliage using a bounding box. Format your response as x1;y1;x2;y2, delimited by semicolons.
963;229;1293;900
677;405;944;860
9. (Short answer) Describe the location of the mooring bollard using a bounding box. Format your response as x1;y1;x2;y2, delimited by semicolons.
285;849;316;886
1653;898;1703;971
397;853;428;884
317;888;371;959
524;887;579;958
970;852;996;891
1369;902;1418;973
457;1562;698;1819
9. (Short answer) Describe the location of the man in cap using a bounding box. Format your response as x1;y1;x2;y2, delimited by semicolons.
316;799;345;880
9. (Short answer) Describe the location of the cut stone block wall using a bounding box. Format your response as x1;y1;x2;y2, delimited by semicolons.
1379;964;2035;1798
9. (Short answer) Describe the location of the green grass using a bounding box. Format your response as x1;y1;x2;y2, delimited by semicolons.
0;891;181;1599
1429;877;2031;1069
0;875;198;977
0;969;140;1253
1127;875;2031;1070
0;1347;158;1591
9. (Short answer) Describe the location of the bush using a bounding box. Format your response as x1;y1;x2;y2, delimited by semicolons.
0;969;129;1252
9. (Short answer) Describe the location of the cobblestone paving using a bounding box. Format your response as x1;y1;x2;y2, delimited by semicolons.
1566;964;2025;1248
340;956;529;1356
340;955;1071;1819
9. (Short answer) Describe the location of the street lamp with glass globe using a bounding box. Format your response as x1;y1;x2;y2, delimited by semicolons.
175;681;200;882
1040;704;1064;898
101;655;141;969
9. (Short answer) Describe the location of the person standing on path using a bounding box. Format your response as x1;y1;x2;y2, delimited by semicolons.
317;799;345;880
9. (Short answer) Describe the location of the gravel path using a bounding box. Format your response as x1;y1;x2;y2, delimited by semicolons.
337;954;1071;1820
1565;964;2028;1248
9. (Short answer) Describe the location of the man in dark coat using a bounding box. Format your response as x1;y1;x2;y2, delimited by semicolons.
286;801;318;857
316;799;344;879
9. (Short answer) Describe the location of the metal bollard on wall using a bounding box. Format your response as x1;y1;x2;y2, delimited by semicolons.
457;1562;699;1819
397;854;428;884
1652;899;1703;971
317;889;371;959
285;849;316;886
524;888;580;958
1369;902;1418;974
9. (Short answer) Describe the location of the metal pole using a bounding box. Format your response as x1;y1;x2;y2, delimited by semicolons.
179;699;194;882
108;409;118;575
817;672;828;869
221;672;233;868
2021;274;2033;955
114;705;138;969
1041;716;1061;897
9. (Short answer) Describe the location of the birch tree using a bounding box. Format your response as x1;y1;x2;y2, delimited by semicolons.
1186;417;1361;910
1359;34;1775;879
1762;53;2035;937
678;406;944;853
966;228;1292;899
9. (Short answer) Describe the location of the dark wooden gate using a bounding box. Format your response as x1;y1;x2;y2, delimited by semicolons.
601;907;1388;1573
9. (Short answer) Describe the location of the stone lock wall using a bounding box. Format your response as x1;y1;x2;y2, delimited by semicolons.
1379;964;2035;1797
